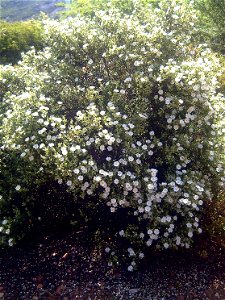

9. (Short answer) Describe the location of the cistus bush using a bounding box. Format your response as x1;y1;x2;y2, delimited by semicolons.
0;0;224;270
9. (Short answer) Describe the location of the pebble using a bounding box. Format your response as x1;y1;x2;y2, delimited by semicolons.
215;292;220;298
129;288;139;295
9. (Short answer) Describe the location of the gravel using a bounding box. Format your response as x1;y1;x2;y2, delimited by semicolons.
0;228;225;300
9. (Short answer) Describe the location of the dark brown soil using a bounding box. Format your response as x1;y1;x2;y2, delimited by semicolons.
0;227;224;300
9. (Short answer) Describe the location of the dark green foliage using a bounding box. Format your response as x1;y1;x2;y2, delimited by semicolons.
62;0;160;18
0;20;44;65
194;0;225;54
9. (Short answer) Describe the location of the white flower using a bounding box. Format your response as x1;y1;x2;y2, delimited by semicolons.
128;265;133;271
119;230;125;236
94;176;101;182
146;239;152;246
105;247;111;253
188;231;193;238
186;223;192;228
87;189;93;195
154;229;160;235
134;60;142;66
61;147;68;155
113;161;119;167
147;183;154;190
81;166;87;173
165;97;171;104
163;242;169;249
124;77;132;82
8;238;14;247
73;168;79;174
176;238;181;246
33;144;39;149
15;185;21;191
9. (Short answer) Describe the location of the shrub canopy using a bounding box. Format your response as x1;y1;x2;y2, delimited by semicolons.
0;0;224;269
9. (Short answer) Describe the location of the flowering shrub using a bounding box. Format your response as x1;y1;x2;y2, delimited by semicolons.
0;0;224;269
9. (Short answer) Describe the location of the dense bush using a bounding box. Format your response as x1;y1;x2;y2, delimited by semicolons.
62;0;155;17
0;20;44;65
64;0;225;55
0;0;224;269
194;0;225;54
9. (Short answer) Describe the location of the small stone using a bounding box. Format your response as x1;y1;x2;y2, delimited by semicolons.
215;292;220;298
129;288;139;295
62;253;69;259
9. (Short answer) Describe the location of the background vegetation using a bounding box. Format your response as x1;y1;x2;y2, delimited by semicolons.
0;0;64;21
0;20;44;64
